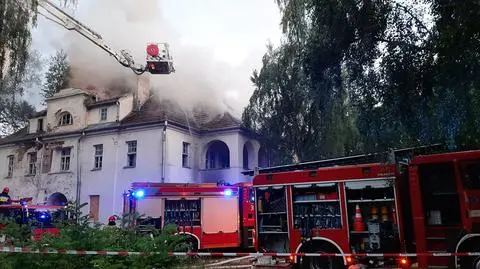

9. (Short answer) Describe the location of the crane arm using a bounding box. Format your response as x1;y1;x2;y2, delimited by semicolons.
36;0;159;75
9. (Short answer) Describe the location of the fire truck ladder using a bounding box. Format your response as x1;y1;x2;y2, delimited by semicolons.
36;0;174;75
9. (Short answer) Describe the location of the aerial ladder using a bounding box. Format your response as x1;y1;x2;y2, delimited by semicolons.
36;0;174;75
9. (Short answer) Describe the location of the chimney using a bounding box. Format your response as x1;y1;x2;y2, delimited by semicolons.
133;74;150;111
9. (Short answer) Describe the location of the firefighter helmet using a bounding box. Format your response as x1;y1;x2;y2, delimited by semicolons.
2;187;9;193
108;215;116;222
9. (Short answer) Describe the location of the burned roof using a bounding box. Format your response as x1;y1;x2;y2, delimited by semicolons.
0;97;244;146
121;98;241;132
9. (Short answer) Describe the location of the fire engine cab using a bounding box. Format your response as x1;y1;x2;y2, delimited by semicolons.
126;182;255;250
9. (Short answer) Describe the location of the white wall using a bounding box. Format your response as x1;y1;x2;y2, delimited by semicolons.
164;127;197;183
0;138;78;204
79;126;165;223
46;93;88;133
28;116;45;134
118;95;133;121
87;105;118;125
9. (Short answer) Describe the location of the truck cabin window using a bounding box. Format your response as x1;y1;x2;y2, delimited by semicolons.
461;161;480;190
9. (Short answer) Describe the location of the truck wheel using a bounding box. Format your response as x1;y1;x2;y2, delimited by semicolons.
300;251;342;269
458;239;480;269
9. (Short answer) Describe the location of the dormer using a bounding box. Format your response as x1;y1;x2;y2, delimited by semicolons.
28;110;47;134
45;88;92;132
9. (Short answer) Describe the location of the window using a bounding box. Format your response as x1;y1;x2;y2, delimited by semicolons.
37;118;44;132
6;155;14;177
100;107;108;121
126;141;137;167
94;144;103;169
27;152;37;175
60;148;71;171
58;112;73;126
182;142;190;168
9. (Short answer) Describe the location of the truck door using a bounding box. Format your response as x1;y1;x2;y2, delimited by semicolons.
201;196;240;248
459;160;480;232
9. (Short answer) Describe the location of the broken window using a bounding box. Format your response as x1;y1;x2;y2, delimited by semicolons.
205;140;230;169
58;112;73;126
182;142;190;168
60;148;71;171
27;152;37;175
37;118;44;132
94;144;103;169
100;107;108;121
6;155;14;177
126;141;137;167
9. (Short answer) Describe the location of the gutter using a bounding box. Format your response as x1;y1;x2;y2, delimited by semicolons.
75;131;86;206
161;120;167;183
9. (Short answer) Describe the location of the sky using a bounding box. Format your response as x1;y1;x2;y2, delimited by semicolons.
28;0;283;117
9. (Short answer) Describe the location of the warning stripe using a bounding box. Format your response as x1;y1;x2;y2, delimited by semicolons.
0;247;479;257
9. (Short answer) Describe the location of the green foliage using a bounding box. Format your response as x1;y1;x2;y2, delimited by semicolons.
0;202;189;269
244;0;480;164
41;49;71;103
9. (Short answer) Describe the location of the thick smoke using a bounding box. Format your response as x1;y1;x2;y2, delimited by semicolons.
58;0;257;117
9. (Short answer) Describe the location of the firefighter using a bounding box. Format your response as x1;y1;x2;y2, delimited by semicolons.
0;187;11;205
107;215;116;226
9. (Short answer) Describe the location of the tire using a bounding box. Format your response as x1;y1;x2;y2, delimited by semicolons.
299;250;343;269
458;238;480;269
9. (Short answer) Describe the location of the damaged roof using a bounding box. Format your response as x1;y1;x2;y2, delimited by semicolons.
121;98;241;132
0;97;244;146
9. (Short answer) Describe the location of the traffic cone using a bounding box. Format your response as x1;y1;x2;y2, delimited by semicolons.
353;204;366;231
371;206;379;220
381;206;389;222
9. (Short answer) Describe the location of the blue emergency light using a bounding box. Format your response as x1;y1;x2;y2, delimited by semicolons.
132;189;145;198
224;189;233;196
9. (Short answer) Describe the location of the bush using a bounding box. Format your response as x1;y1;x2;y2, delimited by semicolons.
0;202;190;269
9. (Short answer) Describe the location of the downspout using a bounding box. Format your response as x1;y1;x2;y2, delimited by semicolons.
76;131;86;205
161;120;167;183
35;137;45;203
112;133;120;216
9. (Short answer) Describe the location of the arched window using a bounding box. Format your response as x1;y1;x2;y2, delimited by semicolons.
205;140;230;169
58;112;73;126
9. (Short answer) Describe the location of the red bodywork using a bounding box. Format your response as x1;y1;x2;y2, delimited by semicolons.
253;163;399;265
0;203;66;241
128;182;255;250
252;149;480;268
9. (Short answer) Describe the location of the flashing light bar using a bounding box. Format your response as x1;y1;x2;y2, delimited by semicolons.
132;189;145;199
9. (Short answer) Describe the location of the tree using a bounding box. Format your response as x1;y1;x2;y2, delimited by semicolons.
0;1;75;136
41;49;71;102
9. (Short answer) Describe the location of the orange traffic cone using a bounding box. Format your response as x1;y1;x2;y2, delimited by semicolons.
353;204;366;231
371;206;379;220
381;206;389;222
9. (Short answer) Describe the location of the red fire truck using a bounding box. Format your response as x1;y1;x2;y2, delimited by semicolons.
126;182;255;250
0;200;67;241
251;149;480;269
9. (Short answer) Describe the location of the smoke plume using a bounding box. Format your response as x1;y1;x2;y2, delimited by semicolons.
60;0;253;117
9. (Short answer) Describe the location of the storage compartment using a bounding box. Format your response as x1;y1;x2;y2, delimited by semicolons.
164;199;201;227
292;183;342;232
345;180;400;255
419;162;460;226
256;186;289;252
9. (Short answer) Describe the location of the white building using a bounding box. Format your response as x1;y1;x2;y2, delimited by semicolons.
0;77;266;223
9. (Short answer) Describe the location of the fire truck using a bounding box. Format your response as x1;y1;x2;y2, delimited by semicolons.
250;148;480;269
0;199;68;241
126;182;255;250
